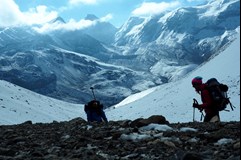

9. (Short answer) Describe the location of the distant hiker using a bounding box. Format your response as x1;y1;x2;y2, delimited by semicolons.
191;76;220;122
84;100;108;123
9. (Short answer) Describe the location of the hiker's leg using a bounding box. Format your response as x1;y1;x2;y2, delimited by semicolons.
204;115;211;122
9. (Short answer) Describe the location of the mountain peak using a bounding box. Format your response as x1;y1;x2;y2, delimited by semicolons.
85;14;99;21
50;17;66;24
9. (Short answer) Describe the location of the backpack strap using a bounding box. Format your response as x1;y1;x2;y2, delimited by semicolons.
221;97;235;112
227;98;235;111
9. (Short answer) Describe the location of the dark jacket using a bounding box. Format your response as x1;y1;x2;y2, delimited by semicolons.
199;84;219;121
84;100;108;123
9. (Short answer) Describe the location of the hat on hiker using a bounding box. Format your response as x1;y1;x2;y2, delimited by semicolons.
192;76;203;86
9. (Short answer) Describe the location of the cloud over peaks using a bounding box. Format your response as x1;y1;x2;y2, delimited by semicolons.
33;14;112;33
33;19;96;33
22;6;58;26
132;1;181;16
0;0;23;26
0;0;58;27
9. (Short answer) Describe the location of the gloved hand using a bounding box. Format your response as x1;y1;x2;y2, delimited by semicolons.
193;103;200;109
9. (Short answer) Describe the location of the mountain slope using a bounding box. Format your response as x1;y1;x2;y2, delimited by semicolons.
0;80;86;125
106;31;240;123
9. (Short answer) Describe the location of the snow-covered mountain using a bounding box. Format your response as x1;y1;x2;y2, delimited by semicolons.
0;26;57;50
50;16;66;24
82;14;118;44
0;0;240;107
114;0;239;79
0;46;160;106
0;23;156;106
0;31;239;125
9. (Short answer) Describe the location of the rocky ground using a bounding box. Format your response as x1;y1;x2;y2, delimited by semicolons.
0;115;240;160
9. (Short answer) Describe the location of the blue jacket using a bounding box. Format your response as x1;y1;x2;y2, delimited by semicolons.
84;100;108;122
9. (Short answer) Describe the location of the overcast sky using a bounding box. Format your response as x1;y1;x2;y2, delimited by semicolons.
0;0;209;28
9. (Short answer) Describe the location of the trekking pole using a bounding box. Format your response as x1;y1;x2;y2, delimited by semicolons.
193;99;205;121
200;111;204;121
193;99;197;122
90;87;96;100
193;107;195;122
227;97;235;111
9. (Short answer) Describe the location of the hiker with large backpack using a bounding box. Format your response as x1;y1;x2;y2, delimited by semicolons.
191;76;234;122
84;100;108;123
84;87;108;123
